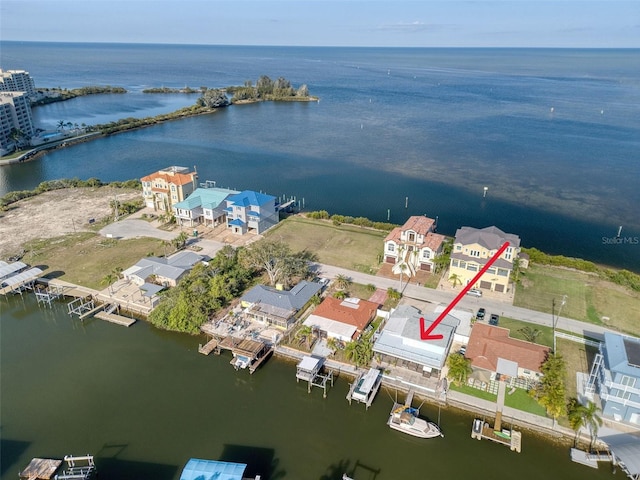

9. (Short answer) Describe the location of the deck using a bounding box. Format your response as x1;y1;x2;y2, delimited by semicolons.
471;418;522;453
94;311;136;327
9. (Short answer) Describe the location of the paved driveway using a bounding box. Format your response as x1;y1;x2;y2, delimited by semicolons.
100;219;177;241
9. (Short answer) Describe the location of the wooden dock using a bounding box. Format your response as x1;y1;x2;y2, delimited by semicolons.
471;418;522;453
199;337;219;355
570;448;612;469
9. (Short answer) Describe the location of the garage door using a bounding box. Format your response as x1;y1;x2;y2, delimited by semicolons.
385;256;395;264
495;284;505;293
420;263;431;271
480;281;491;289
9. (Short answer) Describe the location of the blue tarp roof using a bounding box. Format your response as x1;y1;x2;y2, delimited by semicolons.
180;458;247;480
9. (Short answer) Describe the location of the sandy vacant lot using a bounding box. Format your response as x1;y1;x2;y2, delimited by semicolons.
0;187;140;260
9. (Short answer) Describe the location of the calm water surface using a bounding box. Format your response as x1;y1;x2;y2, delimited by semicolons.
0;295;617;480
0;42;638;270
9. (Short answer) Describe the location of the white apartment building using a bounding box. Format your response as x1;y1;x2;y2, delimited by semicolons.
0;69;37;97
0;92;35;155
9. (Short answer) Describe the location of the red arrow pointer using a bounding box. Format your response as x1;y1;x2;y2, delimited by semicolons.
420;241;510;340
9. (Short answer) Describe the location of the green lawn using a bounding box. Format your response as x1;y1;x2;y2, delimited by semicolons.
266;216;386;273
515;265;640;336
504;388;548;416
449;383;497;402
496;317;554;348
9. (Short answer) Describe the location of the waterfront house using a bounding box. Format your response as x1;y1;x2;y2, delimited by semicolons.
240;280;322;329
449;225;521;293
373;305;459;378
303;296;378;342
465;323;550;386
141;166;198;212
225;190;278;235
172;186;239;227
591;332;640;425
383;215;446;274
122;251;204;288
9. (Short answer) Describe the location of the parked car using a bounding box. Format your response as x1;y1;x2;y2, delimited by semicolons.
466;288;482;297
489;314;500;326
476;308;486;320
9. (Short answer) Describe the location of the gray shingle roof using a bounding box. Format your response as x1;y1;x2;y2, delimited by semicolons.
241;280;322;311
454;226;521;250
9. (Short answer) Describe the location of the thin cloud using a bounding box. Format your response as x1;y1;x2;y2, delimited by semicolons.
376;21;447;33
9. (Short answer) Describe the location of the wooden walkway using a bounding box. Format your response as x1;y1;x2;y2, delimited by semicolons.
94;311;136;327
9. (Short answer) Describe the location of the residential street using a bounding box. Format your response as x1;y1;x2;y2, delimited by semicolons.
314;263;614;341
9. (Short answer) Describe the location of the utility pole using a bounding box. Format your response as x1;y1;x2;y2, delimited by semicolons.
552;294;567;354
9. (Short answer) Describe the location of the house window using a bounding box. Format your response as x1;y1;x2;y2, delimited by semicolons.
486;267;496;274
387;244;395;252
620;375;636;388
451;259;459;268
422;250;430;259
408;233;415;242
459;261;466;269
456;245;462;251
469;250;480;257
466;264;478;272
497;268;509;277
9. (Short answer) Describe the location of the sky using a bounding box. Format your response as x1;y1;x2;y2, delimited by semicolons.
1;0;638;48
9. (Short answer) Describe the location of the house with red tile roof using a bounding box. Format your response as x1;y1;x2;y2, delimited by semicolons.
383;215;446;274
465;323;550;383
141;166;198;212
303;296;378;342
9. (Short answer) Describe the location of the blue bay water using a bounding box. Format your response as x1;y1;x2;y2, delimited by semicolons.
0;42;639;270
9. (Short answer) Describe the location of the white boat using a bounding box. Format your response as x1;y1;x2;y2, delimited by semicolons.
388;403;443;439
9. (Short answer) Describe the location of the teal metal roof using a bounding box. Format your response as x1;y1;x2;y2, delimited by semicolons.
180;458;247;480
174;187;238;211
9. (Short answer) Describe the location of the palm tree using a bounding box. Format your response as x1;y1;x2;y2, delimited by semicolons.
567;398;586;447
335;274;352;291
57;120;65;131
296;325;313;348
101;272;118;294
519;326;542;343
583;401;603;450
447;353;472;386
449;273;462;288
334;290;347;300
326;337;339;355
174;231;189;250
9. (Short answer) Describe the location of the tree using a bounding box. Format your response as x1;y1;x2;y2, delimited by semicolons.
296;325;313;348
583;400;603;450
197;88;230;108
326;337;339;354
101;272;118;294
344;331;374;367
530;353;567;420
335;274;352;291
173;231;189;250
256;75;274;97
449;273;462;288
567;398;602;449
519;326;542;343
296;84;309;97
334;290;347;300
240;239;313;287
386;287;401;301
447;353;472;386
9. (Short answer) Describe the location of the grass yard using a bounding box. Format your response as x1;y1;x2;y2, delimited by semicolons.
495;317;554;348
504;388;548;416
515;265;640;336
556;338;599;401
25;232;164;290
266;216;386;273
449;383;497;402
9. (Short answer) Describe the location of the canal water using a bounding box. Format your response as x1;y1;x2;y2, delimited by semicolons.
1;294;617;480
